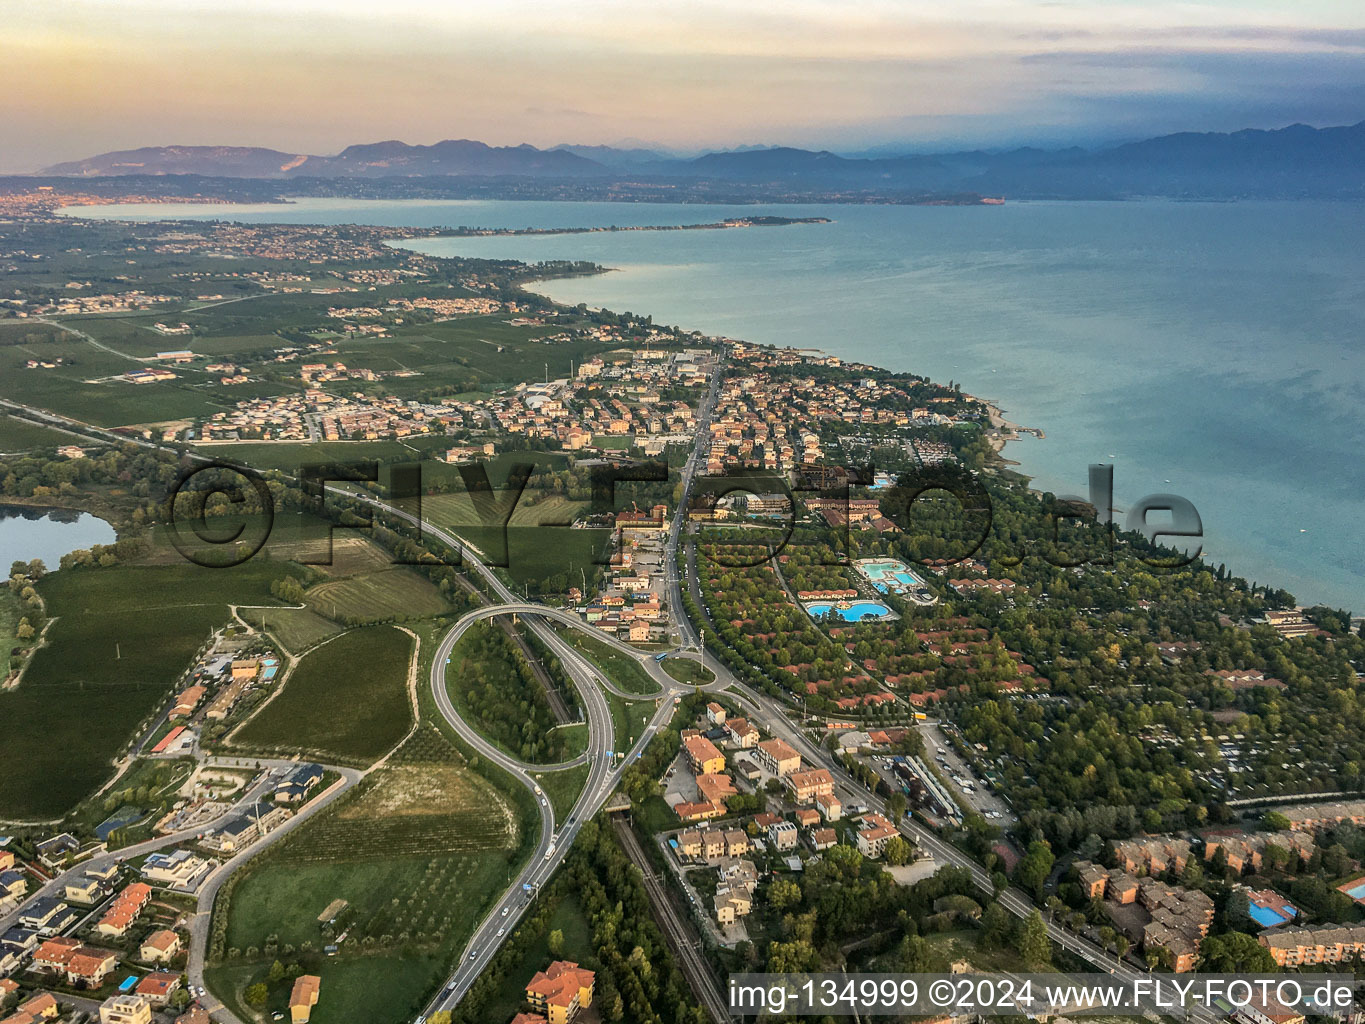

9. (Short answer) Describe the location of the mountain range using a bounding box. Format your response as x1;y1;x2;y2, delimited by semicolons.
36;120;1365;199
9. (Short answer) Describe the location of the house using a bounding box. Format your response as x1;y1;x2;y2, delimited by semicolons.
809;828;838;851
3;993;59;1024
169;685;206;719
275;764;325;803
135;971;182;1007
706;702;727;726
714;889;752;925
175;1009;211;1024
34;834;78;870
99;994;152;1024
525;961;595;1024
754;739;801;777
95;882;153;938
66;945;120;986
510;1016;548;1024
230;659;259;682
696;773;737;806
0;871;26;901
1260;923;1365;967
19;898;78;936
794;808;820;828
1107;869;1139;904
701;830;726;861
31;936;81;974
0;852;13;872
682;736;725;775
64;874;111;906
815;792;842;822
723;829;750;857
673;801;725;822
855;814;900;859
786;768;834;804
675;830;702;859
140;928;182;963
141;849;212;891
725;718;758;748
290;974;321;1023
768;821;799;852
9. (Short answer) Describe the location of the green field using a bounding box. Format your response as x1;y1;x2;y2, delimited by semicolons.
0;414;80;452
0;561;282;819
534;763;589;820
231;625;415;764
211;726;525;1024
303;565;450;625
662;656;715;685
236;605;343;654
553;626;661;695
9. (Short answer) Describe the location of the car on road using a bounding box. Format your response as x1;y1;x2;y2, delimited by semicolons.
498;927;505;936
501;907;509;916
469;950;477;960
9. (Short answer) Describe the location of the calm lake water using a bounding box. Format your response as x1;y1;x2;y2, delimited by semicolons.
68;198;1365;611
0;504;116;571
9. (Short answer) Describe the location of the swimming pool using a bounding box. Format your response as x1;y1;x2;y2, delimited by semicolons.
807;600;892;622
854;558;923;591
1344;881;1365;901
1248;903;1295;928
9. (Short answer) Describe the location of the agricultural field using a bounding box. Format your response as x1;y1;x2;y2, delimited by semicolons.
304;566;450;625
0;414;80;452
0;560;281;819
231;625;415;764
210;726;523;1024
235;605;342;655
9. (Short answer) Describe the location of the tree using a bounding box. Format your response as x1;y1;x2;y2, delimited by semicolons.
1197;932;1278;972
978;902;1011;949
884;835;912;866
244;983;268;1008
768;877;802;911
267;960;286;983
1015;841;1054;901
548;929;564;956
1262;811;1291;831
1017;909;1051;965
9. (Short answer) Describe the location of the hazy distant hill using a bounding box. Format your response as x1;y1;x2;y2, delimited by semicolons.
37;120;1365;198
42;140;608;179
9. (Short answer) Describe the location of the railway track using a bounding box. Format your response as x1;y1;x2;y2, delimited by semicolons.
612;816;734;1024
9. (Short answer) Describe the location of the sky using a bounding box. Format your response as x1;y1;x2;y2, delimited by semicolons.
3;0;1364;172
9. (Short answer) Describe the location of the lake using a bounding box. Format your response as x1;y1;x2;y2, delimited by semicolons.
68;197;1365;611
0;504;117;572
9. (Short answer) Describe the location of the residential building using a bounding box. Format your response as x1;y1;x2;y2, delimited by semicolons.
723;829;749;857
705;702;727;726
1073;860;1109;899
768;821;799;852
815;792;842;821
1203;831;1315;873
100;994;152;1024
525;961;595;1024
1110;837;1191;875
754;738;801;777
786;768;834;804
856;814;900;860
169;685;206;719
140;928;182;963
290;974;321;1023
3;993;59;1024
141;849;213;891
725;717;758;748
714;888;753;925
809;828;838;851
1260;923;1365;967
135;972;182;1007
95;882;152;938
682;736;725;775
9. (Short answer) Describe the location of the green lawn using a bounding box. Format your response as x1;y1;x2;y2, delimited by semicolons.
606;690;654;755
662;656;715;686
533;763;589;821
553;626;661;695
236;605;343;655
0;560;283;819
232;625;415;764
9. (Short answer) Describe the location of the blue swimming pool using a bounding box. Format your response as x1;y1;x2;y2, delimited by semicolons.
807;601;892;622
854;558;924;592
1249;904;1293;928
1345;881;1365;901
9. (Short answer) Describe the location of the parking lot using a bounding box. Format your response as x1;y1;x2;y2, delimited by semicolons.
917;720;1016;824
